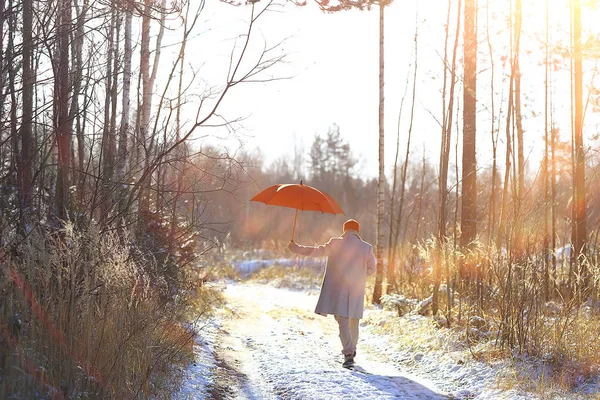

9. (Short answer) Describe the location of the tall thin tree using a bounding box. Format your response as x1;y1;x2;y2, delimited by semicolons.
572;0;587;294
436;0;461;317
373;0;386;304
386;64;410;293
100;8;117;222
55;0;72;219
20;0;33;217
514;0;524;203
460;0;478;284
543;0;551;300
389;11;418;296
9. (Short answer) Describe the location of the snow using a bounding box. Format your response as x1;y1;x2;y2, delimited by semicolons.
175;281;599;399
173;320;219;399
175;283;449;399
234;258;295;275
233;257;325;276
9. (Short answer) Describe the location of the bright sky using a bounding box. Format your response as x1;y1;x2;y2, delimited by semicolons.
187;0;445;179
169;0;600;180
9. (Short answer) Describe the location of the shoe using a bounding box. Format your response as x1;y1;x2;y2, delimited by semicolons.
342;354;355;368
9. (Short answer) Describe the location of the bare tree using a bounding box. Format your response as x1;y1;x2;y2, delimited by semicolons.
543;0;551;300
388;11;418;298
386;64;410;294
510;0;525;267
55;0;72;219
137;0;168;221
435;0;461;317
71;0;88;201
20;0;34;218
460;0;478;285
485;0;499;247
497;13;515;252
514;0;524;203
571;0;587;295
7;0;18;194
373;0;386;304
100;8;118;222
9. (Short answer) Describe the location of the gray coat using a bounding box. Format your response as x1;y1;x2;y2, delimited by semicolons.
289;230;376;319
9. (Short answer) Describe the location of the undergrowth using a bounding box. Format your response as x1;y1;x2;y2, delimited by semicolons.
249;264;324;292
379;237;600;398
0;223;222;399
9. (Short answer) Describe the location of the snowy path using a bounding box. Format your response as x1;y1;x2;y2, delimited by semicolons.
179;283;451;399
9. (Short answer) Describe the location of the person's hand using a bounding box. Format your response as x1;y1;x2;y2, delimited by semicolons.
287;241;297;252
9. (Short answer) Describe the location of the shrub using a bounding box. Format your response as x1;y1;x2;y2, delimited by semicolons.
0;222;219;398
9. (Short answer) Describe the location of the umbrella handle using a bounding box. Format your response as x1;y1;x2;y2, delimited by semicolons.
291;209;299;242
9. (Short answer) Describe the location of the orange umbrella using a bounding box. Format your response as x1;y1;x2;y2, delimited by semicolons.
250;180;344;241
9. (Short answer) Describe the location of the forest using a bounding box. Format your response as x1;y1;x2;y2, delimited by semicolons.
0;0;599;397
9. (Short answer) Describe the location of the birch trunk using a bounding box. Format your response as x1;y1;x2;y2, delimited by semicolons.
373;2;385;305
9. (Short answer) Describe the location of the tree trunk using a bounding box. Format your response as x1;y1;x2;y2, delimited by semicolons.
413;150;426;243
386;89;406;294
8;0;18;191
453;98;461;323
386;65;411;294
146;0;167;160
498;10;518;344
572;0;587;294
551;124;557;297
512;0;524;265
55;0;72;220
137;0;152;219
20;0;34;215
138;0;167;221
0;0;4;118
117;5;133;220
71;0;87;202
543;0;550;300
497;67;515;250
460;0;477;284
389;13;418;296
514;0;524;204
373;1;385;305
484;0;499;312
100;8;116;222
170;10;188;256
436;0;461;317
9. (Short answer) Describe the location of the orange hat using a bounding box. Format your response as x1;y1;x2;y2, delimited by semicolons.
343;219;360;232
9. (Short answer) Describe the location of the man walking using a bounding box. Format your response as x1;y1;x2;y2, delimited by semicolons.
288;219;376;368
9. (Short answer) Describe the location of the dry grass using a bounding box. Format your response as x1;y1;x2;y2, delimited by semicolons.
527;311;600;393
380;237;600;398
249;264;324;292
0;223;221;399
364;308;454;356
204;257;241;282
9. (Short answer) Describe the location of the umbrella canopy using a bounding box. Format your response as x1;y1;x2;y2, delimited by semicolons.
251;183;343;214
250;181;344;240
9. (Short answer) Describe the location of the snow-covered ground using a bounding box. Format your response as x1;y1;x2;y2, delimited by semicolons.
175;281;599;399
172;319;219;399
233;257;325;276
176;283;449;399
